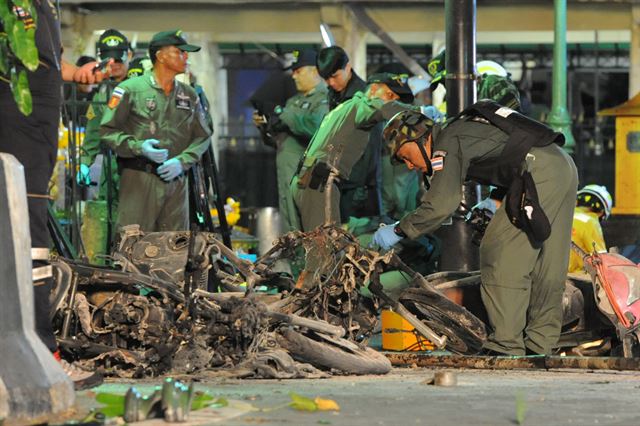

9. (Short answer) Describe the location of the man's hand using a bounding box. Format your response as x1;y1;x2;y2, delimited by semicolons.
252;111;267;126
471;198;499;215
76;163;91;186
419;105;445;123
141;139;169;164
157;158;184;182
371;223;403;250
72;60;111;84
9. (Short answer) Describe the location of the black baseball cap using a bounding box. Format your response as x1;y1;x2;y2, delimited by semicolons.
149;29;201;52
367;73;414;104
97;29;129;61
316;46;349;79
287;48;318;71
127;57;148;78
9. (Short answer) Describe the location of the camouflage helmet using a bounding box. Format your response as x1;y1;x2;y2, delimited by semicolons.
477;74;521;111
383;110;434;162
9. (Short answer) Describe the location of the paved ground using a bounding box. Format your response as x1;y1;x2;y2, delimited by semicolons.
74;366;640;425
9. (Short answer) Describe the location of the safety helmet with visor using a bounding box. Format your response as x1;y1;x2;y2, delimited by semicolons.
576;184;613;220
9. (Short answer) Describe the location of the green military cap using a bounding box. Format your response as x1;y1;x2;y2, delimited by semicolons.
427;50;445;91
127;57;149;78
149;29;201;52
97;29;129;62
367;72;414;104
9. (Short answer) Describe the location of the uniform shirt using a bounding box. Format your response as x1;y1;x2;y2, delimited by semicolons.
100;73;212;167
277;83;329;147
299;91;408;180
399;117;508;239
568;206;606;273
328;71;365;111
82;82;118;165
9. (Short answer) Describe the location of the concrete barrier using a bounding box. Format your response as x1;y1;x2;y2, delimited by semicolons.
0;153;75;423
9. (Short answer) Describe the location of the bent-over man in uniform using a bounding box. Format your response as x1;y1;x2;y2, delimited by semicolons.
291;73;414;231
374;102;578;356
100;30;211;232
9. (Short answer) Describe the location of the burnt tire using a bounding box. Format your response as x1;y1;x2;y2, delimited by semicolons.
399;287;487;355
277;328;391;375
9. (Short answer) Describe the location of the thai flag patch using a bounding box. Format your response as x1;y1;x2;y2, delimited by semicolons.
108;87;125;109
431;156;444;171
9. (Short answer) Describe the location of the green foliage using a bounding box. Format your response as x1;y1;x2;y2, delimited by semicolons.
289;392;318;412
0;0;40;115
11;66;31;114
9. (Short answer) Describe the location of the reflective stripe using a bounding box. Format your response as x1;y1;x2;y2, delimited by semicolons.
31;247;50;260
32;265;53;281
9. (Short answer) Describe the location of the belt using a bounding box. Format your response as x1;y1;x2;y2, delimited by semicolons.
117;156;160;175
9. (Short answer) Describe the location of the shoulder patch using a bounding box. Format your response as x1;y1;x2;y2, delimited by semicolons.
432;150;447;158
431;156;444;171
108;87;125;109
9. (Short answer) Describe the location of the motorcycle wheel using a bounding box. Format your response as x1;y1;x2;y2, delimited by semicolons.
276;328;391;375
399;287;487;355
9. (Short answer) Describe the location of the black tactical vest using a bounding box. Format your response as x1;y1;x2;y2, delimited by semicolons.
461;100;564;186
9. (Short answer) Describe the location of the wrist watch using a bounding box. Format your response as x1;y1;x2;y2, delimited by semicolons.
393;225;407;238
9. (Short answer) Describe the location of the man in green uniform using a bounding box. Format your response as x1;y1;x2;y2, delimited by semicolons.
79;30;145;220
292;73;414;231
375;103;578;356
254;49;328;233
100;30;211;232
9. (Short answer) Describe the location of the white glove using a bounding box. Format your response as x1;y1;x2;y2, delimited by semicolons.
141;139;169;164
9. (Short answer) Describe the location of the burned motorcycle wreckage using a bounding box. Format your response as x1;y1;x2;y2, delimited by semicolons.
52;223;490;379
52;225;425;378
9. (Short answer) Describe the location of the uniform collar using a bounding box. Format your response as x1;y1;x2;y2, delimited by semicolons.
304;82;325;97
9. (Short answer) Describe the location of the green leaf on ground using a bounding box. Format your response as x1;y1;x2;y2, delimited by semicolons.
515;392;527;425
289;392;318;412
94;392;126;418
191;392;229;411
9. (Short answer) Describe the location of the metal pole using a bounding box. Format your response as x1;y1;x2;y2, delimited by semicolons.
436;0;479;271
445;0;476;116
547;0;576;153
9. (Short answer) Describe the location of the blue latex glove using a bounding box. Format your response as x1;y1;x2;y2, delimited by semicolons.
466;197;498;220
473;198;498;214
76;163;91;186
157;158;184;182
371;223;403;250
141;139;169;164
420;105;445;123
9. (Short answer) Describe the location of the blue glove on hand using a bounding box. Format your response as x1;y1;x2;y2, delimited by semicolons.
466;197;498;220
157;158;184;182
141;139;169;164
473;198;498;214
420;105;445;123
76;163;91;186
371;223;403;251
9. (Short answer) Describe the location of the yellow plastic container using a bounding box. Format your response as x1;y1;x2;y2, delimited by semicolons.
381;309;435;352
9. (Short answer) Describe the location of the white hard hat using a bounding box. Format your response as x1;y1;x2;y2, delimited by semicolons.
408;75;431;96
476;60;508;77
577;184;613;220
